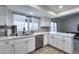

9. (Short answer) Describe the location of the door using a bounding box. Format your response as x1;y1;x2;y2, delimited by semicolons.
35;35;43;49
0;45;14;54
49;34;58;47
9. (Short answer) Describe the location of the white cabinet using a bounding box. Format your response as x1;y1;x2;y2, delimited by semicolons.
0;36;35;54
0;45;14;54
57;35;64;50
0;40;14;54
40;17;50;27
57;35;74;53
63;37;74;53
15;36;35;54
49;34;74;53
44;33;49;46
26;36;35;53
49;34;58;48
15;38;28;54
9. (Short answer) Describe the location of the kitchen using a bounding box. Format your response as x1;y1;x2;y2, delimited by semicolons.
0;5;79;54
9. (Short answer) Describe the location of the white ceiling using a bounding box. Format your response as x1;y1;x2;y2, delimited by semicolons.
38;5;79;14
6;5;79;18
6;5;54;18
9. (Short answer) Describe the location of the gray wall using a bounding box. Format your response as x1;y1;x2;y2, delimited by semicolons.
51;13;79;32
61;13;79;32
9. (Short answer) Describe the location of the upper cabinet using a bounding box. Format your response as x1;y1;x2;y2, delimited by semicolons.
40;17;51;27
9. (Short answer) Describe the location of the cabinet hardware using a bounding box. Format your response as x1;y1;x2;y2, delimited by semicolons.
12;45;14;47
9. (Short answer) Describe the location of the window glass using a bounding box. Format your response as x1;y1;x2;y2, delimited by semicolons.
13;14;39;32
13;14;26;31
29;17;39;31
50;22;57;32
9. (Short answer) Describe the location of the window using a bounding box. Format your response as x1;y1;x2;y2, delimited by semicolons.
25;17;30;31
13;14;39;32
50;22;57;32
29;17;39;31
13;14;26;31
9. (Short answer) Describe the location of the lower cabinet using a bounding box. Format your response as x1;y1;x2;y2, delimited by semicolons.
63;37;74;53
26;37;35;53
0;45;14;54
57;35;74;53
0;40;14;54
44;33;49;46
15;36;35;54
49;34;58;48
15;39;28;54
0;36;35;54
57;35;64;50
49;34;74;53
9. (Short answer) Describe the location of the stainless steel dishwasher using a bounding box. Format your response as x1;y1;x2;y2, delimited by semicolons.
35;34;44;50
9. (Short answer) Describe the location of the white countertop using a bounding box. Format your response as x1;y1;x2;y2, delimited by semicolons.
0;32;75;41
49;32;75;37
0;35;33;41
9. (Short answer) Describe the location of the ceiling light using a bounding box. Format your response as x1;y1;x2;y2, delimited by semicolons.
59;5;63;8
30;12;34;15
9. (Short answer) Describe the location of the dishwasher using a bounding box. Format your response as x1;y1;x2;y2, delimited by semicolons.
35;34;44;50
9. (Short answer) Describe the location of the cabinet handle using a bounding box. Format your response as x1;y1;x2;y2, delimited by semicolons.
12;44;14;47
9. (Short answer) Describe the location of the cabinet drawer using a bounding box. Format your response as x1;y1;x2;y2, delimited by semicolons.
57;35;64;39
0;40;14;47
15;37;29;43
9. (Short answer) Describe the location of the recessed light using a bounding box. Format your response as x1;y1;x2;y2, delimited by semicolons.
30;12;34;15
59;5;63;8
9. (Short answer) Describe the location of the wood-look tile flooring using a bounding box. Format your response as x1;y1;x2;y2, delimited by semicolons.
32;46;65;54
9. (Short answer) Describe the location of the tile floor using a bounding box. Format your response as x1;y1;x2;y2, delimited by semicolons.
32;46;65;54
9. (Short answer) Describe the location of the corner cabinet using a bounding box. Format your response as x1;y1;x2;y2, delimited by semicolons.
48;34;58;48
49;34;74;54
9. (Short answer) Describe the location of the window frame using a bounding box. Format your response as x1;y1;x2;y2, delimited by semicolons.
13;13;40;32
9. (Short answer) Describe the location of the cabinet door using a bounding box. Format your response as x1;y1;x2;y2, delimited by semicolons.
27;37;35;53
0;45;14;54
63;37;74;53
15;39;27;54
40;17;50;27
0;40;14;54
49;34;58;47
57;35;64;50
44;33;48;46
